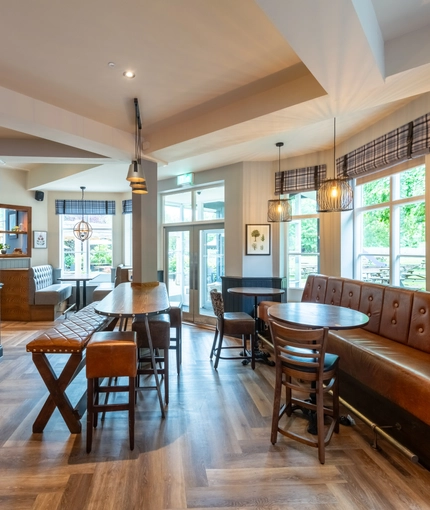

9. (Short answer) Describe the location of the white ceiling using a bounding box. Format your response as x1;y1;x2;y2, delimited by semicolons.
1;0;430;193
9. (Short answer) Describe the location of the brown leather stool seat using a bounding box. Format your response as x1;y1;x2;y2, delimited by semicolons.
132;314;171;404
86;331;137;453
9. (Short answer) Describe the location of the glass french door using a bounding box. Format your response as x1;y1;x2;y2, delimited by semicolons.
164;224;224;324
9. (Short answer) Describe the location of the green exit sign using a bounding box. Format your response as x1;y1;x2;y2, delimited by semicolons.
177;173;194;186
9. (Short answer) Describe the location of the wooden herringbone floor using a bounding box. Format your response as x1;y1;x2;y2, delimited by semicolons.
1;319;430;509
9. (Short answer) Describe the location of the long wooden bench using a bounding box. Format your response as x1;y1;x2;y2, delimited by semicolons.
26;303;117;433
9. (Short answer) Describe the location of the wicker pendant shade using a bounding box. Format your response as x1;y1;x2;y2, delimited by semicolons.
317;178;353;212
73;186;93;242
316;118;353;212
267;142;292;222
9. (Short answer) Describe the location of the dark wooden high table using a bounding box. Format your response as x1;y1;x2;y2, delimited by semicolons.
95;281;170;417
58;272;98;310
227;287;285;366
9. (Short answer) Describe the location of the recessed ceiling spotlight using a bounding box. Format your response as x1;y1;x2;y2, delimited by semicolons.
108;62;115;68
123;70;135;79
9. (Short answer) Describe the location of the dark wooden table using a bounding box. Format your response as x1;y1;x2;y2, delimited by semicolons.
267;302;369;330
95;281;170;417
58;272;98;310
227;287;285;366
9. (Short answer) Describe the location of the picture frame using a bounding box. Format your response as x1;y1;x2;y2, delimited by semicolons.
246;224;271;255
33;231;47;249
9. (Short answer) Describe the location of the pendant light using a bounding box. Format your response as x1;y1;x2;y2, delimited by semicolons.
126;98;147;189
267;142;292;222
73;186;93;242
316;118;353;212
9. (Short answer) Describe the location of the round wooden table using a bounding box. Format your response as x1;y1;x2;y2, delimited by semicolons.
268;301;369;434
267;302;369;330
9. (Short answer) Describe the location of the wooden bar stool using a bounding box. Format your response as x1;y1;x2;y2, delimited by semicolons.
132;314;170;405
86;331;137;453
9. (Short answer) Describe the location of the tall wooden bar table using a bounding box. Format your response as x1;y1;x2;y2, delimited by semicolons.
227;287;285;366
95;281;170;417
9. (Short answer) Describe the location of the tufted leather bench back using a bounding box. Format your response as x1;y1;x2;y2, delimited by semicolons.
408;291;430;353
303;274;430;353
324;277;343;306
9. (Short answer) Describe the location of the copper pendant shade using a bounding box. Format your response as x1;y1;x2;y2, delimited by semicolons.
126;98;147;191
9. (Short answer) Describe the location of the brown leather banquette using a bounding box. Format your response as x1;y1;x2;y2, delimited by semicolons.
301;274;430;467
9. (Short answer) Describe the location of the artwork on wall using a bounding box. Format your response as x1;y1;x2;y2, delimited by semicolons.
33;231;47;249
245;224;271;255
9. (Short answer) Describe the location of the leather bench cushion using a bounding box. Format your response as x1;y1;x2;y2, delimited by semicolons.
327;328;430;426
34;284;72;305
26;303;110;353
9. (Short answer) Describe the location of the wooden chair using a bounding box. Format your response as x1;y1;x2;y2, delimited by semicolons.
269;320;339;464
209;289;255;370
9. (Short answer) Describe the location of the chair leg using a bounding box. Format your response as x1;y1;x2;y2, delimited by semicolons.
250;334;255;370
333;373;340;434
210;328;219;359
164;348;169;405
271;365;283;444
129;376;135;450
214;331;224;370
317;382;325;464
86;378;94;453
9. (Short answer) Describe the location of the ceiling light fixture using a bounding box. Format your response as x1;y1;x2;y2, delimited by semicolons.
73;186;93;242
123;70;135;78
267;142;292;222
316;118;353;212
126;98;148;193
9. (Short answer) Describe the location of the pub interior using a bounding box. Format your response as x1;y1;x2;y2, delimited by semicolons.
2;1;430;509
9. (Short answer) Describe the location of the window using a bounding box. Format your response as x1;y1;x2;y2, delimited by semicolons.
355;165;425;289
60;214;113;275
163;186;224;224
288;191;320;288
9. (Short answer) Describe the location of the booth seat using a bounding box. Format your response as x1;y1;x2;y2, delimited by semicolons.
298;274;430;468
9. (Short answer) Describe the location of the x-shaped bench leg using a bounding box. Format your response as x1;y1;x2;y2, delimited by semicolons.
32;352;86;434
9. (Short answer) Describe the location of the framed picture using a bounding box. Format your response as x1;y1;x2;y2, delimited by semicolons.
246;224;271;255
33;231;47;249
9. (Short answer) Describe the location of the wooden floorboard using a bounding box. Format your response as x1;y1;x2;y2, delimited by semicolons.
0;319;430;509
